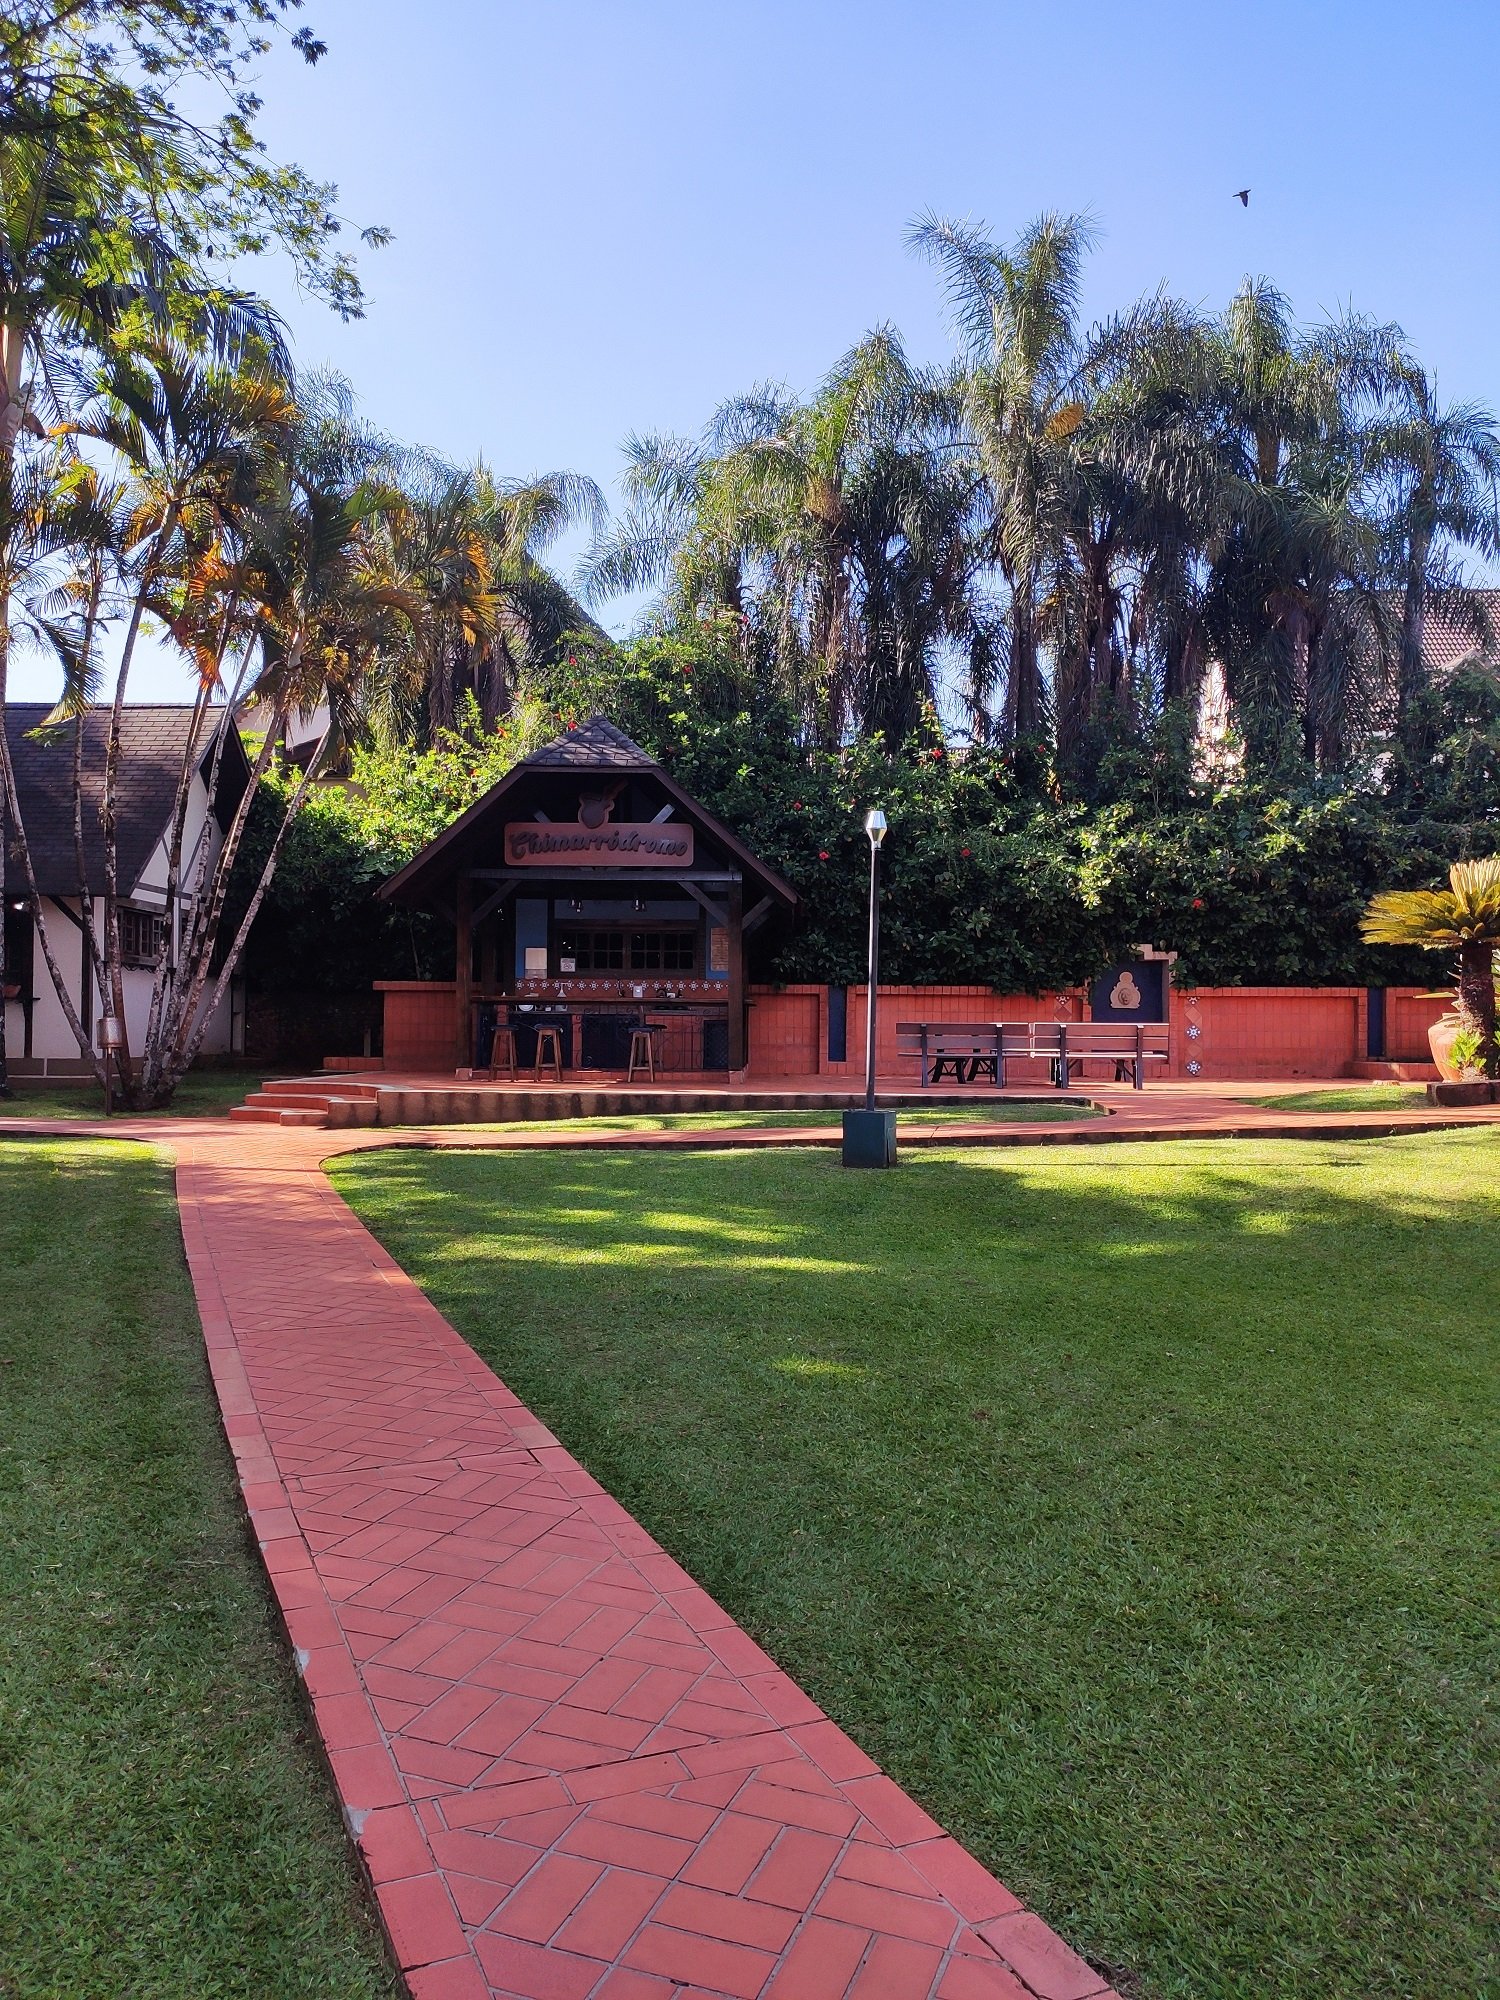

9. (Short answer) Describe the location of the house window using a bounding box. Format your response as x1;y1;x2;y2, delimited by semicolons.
553;927;696;975
119;908;168;965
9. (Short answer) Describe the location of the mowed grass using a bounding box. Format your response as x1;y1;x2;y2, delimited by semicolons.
335;1130;1499;2000
465;1100;1101;1134
0;1067;271;1120
0;1140;399;2000
1252;1083;1432;1112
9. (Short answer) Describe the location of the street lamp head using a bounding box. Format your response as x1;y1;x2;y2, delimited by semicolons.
864;808;888;847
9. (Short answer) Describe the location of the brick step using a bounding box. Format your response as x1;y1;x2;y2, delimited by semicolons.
229;1103;330;1127
262;1078;381;1101
244;1091;336;1110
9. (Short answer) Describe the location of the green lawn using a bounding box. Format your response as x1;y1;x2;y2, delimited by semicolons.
336;1130;1499;2000
0;1139;398;2000
0;1067;269;1120
1252;1083;1432;1112
465;1100;1102;1134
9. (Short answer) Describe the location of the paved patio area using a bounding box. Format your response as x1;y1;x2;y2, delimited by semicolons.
8;1090;1499;1998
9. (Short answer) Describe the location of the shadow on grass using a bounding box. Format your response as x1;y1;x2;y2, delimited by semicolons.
334;1130;1499;2000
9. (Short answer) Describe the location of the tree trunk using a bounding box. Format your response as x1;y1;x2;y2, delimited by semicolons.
1397;542;1430;751
1456;940;1498;1079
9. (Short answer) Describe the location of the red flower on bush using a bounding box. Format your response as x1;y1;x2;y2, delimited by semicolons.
792;799;803;811
931;746;944;760
960;846;972;858
818;850;830;861
1192;897;1204;909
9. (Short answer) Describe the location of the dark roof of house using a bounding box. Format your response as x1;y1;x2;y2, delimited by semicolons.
1419;589;1500;673
378;715;797;909
2;705;250;898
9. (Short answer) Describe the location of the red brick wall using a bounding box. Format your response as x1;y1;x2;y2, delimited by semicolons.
746;982;1443;1081
379;979;1444;1079
1386;988;1448;1061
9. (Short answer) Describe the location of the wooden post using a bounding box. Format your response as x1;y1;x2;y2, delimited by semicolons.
454;867;473;1070
726;876;745;1073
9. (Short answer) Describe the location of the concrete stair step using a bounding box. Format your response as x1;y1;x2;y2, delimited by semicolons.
245;1091;334;1110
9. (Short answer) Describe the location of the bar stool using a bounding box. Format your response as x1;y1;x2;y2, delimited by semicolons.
626;1025;657;1083
488;1025;518;1081
533;1026;564;1083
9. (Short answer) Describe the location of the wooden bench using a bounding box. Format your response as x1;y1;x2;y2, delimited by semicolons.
896;1022;1011;1087
897;1019;1171;1089
1009;1020;1170;1089
900;1024;1048;1088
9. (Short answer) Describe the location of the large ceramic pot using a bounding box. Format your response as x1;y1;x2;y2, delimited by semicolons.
1429;1013;1467;1081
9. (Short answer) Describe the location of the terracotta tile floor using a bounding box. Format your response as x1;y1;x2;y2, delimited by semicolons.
12;1091;1499;1996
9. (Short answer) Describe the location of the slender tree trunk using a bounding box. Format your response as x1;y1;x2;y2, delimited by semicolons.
101;518;176;1106
1456;939;1498;1079
1397;539;1430;750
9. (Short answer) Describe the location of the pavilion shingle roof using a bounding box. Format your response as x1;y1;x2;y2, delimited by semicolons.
520;716;658;769
2;705;247;898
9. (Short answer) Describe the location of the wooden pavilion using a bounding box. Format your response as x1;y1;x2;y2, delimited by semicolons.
376;718;798;1075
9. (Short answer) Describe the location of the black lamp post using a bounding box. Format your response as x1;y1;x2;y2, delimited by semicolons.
842;806;897;1167
862;807;886;1111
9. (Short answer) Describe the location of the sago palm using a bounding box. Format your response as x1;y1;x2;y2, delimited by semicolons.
1361;858;1500;1076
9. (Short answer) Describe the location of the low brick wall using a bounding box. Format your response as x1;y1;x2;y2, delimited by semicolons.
379;978;1445;1080
748;982;1444;1081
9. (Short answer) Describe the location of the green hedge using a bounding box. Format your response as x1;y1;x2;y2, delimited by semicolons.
236;642;1500;998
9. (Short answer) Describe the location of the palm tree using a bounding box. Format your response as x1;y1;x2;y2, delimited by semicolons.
372;456;603;742
1367;367;1500;750
1200;283;1404;772
585;331;989;747
1362;858;1500;1077
908;210;1098;743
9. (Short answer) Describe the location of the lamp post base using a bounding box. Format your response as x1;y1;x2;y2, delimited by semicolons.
842;1108;898;1168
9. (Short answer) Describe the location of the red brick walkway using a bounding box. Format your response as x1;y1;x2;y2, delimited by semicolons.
171;1135;1120;2000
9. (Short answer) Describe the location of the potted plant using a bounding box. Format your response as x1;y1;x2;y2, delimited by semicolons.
1362;858;1500;1094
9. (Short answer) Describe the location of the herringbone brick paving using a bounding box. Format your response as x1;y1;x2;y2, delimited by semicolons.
169;1136;1123;2000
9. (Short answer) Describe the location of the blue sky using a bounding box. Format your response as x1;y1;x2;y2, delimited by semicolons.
21;0;1500;702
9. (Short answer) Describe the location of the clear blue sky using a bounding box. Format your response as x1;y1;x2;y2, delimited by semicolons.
21;0;1500;701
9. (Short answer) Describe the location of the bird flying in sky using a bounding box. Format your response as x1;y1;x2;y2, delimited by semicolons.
1234;188;1251;206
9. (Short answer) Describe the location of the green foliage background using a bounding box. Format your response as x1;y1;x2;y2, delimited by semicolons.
238;636;1500;999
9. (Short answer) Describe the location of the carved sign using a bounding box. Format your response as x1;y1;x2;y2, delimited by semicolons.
503;822;695;868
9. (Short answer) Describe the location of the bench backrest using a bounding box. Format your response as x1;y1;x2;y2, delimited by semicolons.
895;1022;1002;1052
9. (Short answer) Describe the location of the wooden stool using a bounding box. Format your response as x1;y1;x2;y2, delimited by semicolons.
626;1027;656;1083
488;1026;518;1081
533;1026;564;1082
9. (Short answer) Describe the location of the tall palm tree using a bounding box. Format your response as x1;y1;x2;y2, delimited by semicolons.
1367;367;1500;748
1362;858;1500;1077
584;331;988;747
1200;283;1402;771
908;209;1098;743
